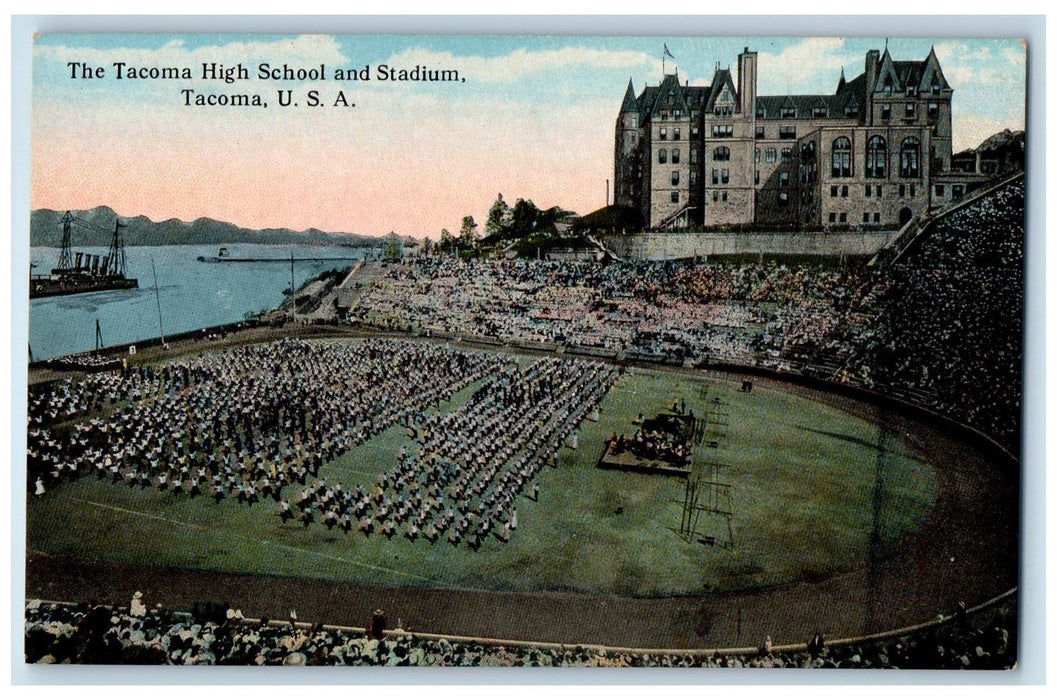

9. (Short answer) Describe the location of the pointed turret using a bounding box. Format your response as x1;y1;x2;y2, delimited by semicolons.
836;67;846;93
620;78;638;113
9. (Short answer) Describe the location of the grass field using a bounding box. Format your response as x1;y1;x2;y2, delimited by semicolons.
26;344;936;597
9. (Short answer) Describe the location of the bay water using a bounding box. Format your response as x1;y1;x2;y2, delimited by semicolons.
28;244;363;361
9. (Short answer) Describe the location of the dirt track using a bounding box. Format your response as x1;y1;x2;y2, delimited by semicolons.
23;338;1019;650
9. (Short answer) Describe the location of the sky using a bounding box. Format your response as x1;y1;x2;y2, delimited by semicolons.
29;33;1027;239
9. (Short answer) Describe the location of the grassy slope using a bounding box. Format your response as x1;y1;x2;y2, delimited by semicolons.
26;356;935;597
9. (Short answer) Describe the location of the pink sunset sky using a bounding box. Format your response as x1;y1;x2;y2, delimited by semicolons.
30;33;1027;239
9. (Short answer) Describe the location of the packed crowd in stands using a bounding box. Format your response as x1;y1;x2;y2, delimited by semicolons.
24;595;1017;668
348;178;1023;451
27;338;616;547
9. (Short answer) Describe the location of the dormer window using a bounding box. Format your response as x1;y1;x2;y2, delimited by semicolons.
756;107;766;118
813;106;827;118
780;106;796;119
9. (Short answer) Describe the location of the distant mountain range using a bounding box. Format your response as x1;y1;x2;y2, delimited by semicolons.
30;206;383;248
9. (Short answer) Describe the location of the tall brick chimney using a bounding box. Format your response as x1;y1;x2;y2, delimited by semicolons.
737;46;757;117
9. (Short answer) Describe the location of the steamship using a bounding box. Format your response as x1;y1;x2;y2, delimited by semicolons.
30;211;138;299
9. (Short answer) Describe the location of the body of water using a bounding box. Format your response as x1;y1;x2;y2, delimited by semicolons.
29;244;363;361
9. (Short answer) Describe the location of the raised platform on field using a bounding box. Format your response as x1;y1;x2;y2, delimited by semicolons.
597;412;697;477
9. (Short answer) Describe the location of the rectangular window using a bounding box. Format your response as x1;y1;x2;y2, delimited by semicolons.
659;127;668;140
711;124;733;138
765;148;777;163
928;103;940;120
865;184;872;197
689;171;697;186
881;104;891;121
673;127;681;141
876;185;882;198
690;148;698;164
711;169;719;185
756;107;766;119
935;184;945;196
671;171;680;186
671;191;679;203
722;192;728;202
953;184;965;199
779;172;789;188
910;184;916;197
691;125;700;137
754;171;760;185
873;212;881;223
899;184;906;197
841;185;848;197
845;104;859;117
863;212;870;223
755;126;765;139
781;148;792;163
829;213;837;223
658;149;667;164
713;191;718;202
779;126;796;139
839;212;847;223
780;106;796;118
755;149;760;163
905;103;916;119
672;148;680;164
813;106;827;118
721;169;730;184
831;185;838;197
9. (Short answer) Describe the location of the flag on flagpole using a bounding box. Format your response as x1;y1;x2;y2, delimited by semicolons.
664;43;675;59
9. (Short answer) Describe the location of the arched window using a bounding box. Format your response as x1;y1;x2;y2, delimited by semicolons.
658;148;667;164
865;136;887;178
900;137;920;178
831;137;851;177
672;148;681;164
713;146;730;161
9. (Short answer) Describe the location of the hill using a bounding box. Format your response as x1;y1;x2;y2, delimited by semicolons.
30;206;382;248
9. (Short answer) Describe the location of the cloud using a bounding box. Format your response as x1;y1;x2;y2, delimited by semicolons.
756;38;858;95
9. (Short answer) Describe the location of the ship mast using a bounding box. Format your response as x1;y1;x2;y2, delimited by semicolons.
56;211;74;272
106;219;128;277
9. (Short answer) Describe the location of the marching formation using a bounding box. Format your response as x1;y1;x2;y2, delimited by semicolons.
27;338;618;547
281;356;618;547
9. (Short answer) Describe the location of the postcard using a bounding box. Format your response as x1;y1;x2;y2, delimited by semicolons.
21;28;1028;671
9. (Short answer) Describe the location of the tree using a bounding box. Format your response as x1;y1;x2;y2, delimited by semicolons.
438;228;455;256
381;231;402;261
485;194;510;239
421;237;433;256
459;215;479;251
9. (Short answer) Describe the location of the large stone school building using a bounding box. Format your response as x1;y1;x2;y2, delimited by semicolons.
614;46;976;231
